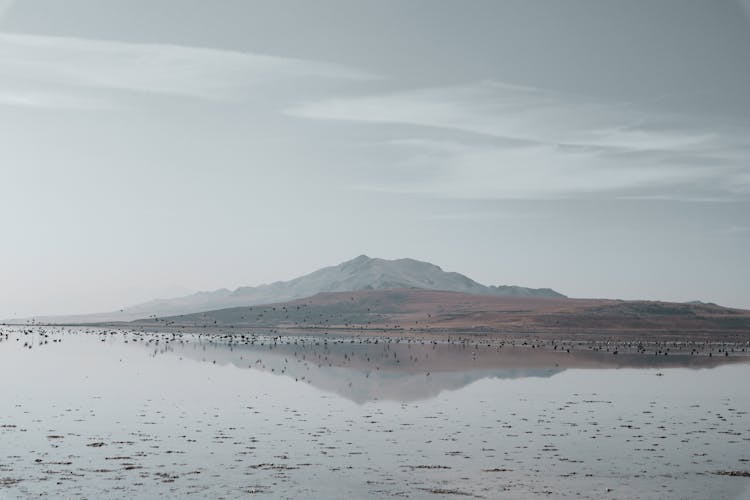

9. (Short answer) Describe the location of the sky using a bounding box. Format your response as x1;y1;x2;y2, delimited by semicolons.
1;0;750;318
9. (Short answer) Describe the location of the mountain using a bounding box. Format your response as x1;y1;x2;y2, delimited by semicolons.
228;254;563;300
8;255;564;324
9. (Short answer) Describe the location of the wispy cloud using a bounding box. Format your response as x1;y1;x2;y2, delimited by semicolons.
0;32;375;106
0;88;110;109
718;224;750;235
348;138;722;200
423;210;550;221
289;80;750;200
289;81;719;154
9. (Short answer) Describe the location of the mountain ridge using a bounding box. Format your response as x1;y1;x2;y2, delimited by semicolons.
7;255;565;323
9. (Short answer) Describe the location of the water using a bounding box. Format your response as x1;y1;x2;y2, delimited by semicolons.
1;327;749;499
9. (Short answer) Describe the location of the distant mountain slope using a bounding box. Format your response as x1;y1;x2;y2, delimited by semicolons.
229;255;563;300
136;288;750;336
9;255;564;324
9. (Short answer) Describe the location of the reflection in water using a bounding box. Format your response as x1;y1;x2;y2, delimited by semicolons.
160;338;565;403
1;327;749;499
146;331;747;403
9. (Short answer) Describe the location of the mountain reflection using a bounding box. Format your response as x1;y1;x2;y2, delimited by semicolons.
142;335;745;403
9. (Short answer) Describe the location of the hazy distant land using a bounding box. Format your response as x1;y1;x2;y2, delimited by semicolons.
7;255;564;324
131;289;750;340
9;256;749;340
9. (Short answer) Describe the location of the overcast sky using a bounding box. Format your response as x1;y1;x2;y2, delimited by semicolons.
2;0;750;317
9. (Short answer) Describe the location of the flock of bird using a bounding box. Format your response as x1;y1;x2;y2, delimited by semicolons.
2;324;748;359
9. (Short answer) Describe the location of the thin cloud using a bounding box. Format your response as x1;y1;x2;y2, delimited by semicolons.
289;80;718;153
290;81;750;200
424;210;550;221
0;32;376;105
0;88;110;109
349;139;721;200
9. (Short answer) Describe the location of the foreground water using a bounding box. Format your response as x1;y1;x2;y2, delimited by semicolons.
1;328;749;499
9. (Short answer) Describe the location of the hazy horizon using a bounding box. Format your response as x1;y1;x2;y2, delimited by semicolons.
3;252;748;320
2;0;750;317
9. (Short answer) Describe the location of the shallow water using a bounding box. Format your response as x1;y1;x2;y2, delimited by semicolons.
1;327;749;499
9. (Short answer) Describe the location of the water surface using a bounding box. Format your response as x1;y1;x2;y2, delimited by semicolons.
1;327;749;498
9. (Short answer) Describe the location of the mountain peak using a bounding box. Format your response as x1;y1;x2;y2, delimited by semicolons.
205;255;565;310
340;254;373;267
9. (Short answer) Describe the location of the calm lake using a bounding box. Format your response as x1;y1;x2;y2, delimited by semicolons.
1;327;749;499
